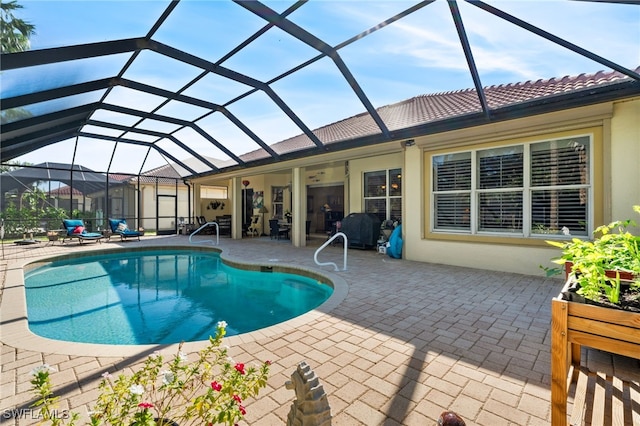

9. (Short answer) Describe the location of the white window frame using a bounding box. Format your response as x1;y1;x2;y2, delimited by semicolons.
430;134;593;239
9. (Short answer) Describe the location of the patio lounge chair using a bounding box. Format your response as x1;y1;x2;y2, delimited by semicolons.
197;215;214;235
61;219;103;244
108;218;142;241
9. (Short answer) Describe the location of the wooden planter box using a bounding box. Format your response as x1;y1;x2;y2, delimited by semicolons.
550;278;640;425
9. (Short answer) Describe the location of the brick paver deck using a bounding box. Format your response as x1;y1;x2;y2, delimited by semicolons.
1;235;637;425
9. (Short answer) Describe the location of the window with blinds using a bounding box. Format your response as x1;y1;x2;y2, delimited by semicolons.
432;135;590;237
433;153;471;230
530;137;589;236
477;146;523;233
201;185;227;199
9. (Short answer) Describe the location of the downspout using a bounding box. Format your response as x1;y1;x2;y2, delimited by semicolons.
183;180;192;224
137;175;141;231
155;176;159;233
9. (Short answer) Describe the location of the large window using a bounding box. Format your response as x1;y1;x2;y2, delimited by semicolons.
201;185;227;199
432;135;590;237
364;168;402;223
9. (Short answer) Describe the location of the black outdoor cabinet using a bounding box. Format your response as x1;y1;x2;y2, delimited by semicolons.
340;213;381;249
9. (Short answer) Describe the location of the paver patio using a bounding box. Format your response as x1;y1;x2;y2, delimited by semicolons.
1;235;638;425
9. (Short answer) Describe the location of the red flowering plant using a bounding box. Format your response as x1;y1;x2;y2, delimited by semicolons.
30;322;271;426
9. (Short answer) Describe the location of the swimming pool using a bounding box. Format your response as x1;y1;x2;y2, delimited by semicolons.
24;248;334;345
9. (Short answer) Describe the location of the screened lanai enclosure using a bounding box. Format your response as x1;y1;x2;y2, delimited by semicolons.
0;162;188;238
1;1;638;239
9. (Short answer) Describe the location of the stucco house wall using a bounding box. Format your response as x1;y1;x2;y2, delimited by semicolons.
189;97;637;277
609;99;640;223
348;153;403;215
398;98;639;276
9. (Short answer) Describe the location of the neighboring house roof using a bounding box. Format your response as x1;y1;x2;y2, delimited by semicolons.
108;174;136;183
139;157;235;183
48;186;83;196
133;163;182;185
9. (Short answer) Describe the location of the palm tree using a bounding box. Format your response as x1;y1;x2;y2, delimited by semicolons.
1;0;36;53
1;1;36;124
0;160;32;173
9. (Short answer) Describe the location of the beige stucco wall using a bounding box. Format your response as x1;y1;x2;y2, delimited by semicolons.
199;198;232;220
609;99;640;224
139;186;155;230
348;153;403;214
196;178;233;221
400;99;639;276
188;98;638;275
305;164;346;187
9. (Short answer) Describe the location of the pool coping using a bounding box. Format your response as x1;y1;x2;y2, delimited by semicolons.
0;244;348;357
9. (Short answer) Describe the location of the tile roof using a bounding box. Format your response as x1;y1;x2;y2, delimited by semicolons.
133;163;182;184
134;156;235;184
47;186;83;196
108;174;135;183
254;67;639;158
148;67;638;175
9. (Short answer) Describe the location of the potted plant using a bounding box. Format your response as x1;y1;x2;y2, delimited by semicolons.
30;322;271;426
545;205;640;311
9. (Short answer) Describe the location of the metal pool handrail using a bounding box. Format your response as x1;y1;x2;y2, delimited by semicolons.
314;232;348;271
189;221;219;245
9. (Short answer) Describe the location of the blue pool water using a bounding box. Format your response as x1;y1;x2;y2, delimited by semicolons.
24;249;333;345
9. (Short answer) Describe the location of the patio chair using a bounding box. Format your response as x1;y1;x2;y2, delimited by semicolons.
269;219;288;240
247;215;260;236
197;215;213;234
61;219;104;244
108;218;142;241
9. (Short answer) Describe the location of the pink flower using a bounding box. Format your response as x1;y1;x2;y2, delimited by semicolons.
239;405;246;415
211;381;222;391
265;360;272;365
138;402;153;409
234;363;245;375
233;394;242;404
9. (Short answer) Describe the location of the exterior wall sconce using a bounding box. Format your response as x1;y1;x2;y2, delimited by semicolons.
401;139;415;148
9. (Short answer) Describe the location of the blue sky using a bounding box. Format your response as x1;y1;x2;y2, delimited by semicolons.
10;0;640;175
